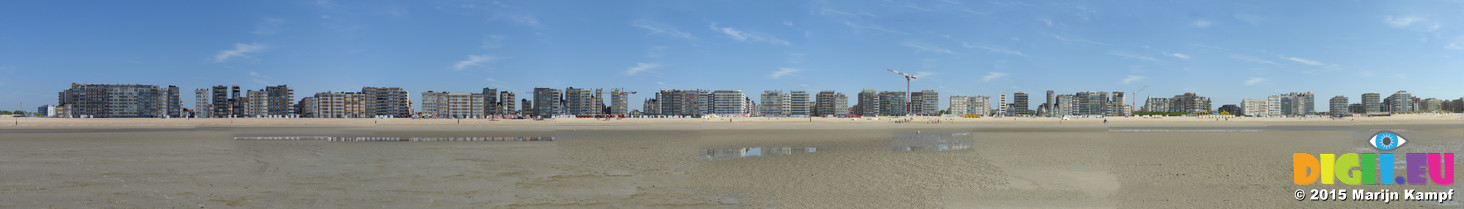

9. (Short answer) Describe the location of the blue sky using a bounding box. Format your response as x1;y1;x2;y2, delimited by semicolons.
2;0;1462;112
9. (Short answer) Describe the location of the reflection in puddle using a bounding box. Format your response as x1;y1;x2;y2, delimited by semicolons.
893;132;974;152
234;136;555;142
701;146;818;161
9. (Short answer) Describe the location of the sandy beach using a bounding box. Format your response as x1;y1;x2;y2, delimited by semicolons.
1;115;1461;208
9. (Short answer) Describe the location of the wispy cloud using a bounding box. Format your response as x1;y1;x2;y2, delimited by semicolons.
1229;54;1276;64
482;35;506;49
452;54;496;71
248;71;273;85
982;72;1008;82
962;42;1025;56
626;62;661;76
1279;56;1324;66
1384;15;1425;28
1122;75;1144;84
253;18;286;35
213;43;268;63
1191;20;1212;28
902;41;955;54
633;20;692;39
1109;50;1158;62
913;71;936;79
770;67;801;79
1037;18;1053;27
484;77;497;82
709;23;789;45
840;21;902;34
1048;34;1107;45
1163;51;1190;60
646;46;668;58
787;53;805;64
1244;77;1266;86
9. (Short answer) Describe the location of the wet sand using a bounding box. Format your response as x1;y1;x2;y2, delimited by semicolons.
1;118;1462;208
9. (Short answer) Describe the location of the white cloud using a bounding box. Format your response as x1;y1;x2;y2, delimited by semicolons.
253;18;286;35
1234;14;1263;24
1109;50;1158;62
913;71;936;79
1191;20;1212;28
482;35;506;49
1385;15;1425;28
840;21;902;34
982;72;1008;82
626;62;661;76
213;43;268;63
902;41;955;54
452;54;496;71
1229;55;1276;65
1280;56;1324;66
484;77;497;82
1244;77;1266;86
962;42;1025;56
1122;75;1144;84
646;46;668;58
770;67;801;79
1037;18;1053;26
709;23;790;45
1163;52;1191;60
1449;36;1464;50
1048;34;1108;45
784;21;793;27
632;20;692;39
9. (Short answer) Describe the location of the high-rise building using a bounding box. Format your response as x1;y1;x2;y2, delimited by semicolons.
855;90;879;116
1012;92;1028;116
313;92;368;118
610;89;629;115
1109;92;1126;116
1361;93;1381;114
948;96;991;116
564;87;595;115
532;88;563;117
1329;96;1349;117
210;85;230;117
246;89;268;117
1242;99;1269;117
998;93;1009;116
878;91;907;116
165;86;180;117
910;90;939;115
711;90;748;116
194;89;211;118
593;88;605;115
1383;91;1413;113
1075;91;1109;116
759;90;789;116
1040;90;1055;117
362;87;411;118
520;99;532;116
57;83;178;118
1168;92;1210;113
654;89;710;116
1267;92;1314;116
813;91;850;116
482;88;499;115
1055;94;1076;116
499;91;516;115
421;91;486;118
789;91;810;116
231;85;244;118
1421;98;1443;111
265;85;294;116
1349;103;1364;114
298;97;319;118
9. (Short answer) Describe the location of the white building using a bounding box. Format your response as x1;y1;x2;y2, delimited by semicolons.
1242;99;1269;117
421;91;486;118
711;90;748;116
948;96;990;116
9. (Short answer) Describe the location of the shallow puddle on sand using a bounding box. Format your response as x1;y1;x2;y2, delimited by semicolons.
233;136;555;142
892;131;974;152
700;146;819;161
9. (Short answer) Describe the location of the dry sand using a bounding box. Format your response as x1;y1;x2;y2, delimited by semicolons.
1;116;1461;208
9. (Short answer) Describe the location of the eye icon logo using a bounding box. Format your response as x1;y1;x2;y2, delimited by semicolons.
1369;131;1406;151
